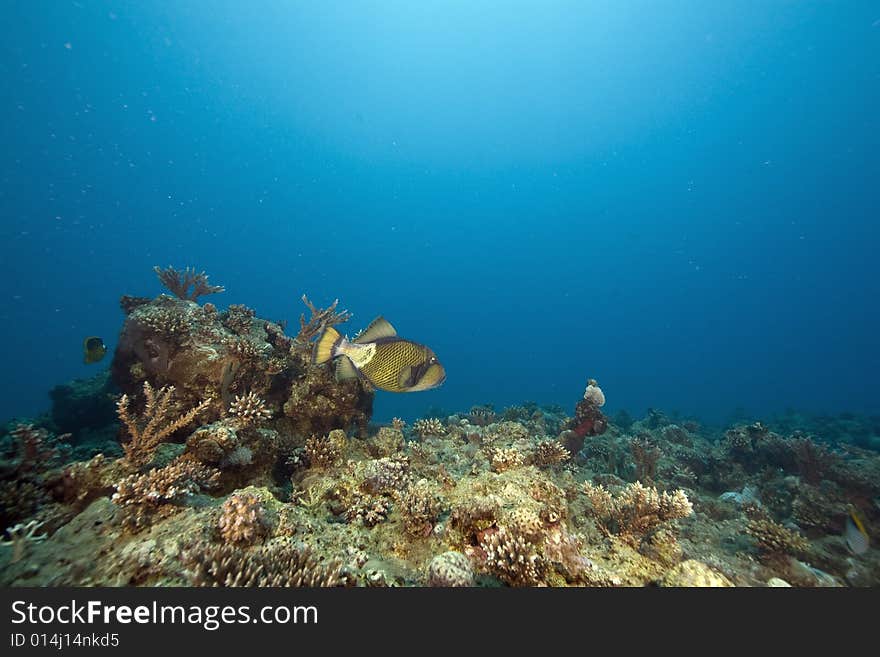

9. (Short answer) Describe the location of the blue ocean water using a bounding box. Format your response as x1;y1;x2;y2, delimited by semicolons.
1;1;878;425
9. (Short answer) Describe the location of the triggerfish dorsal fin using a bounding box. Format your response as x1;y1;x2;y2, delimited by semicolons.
335;355;359;381
354;317;397;343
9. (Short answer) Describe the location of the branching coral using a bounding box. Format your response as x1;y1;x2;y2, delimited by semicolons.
218;491;271;545
412;418;446;439
1;519;48;564
117;382;213;467
295;294;352;344
183;539;346;587
153;265;225;302
371;427;405;457
111;456;220;530
304;430;347;468
746;517;810;559
479;525;546;587
0;424;68;527
722;422;769;456
228;392;272;428
531;440;570;468
7;424;66;474
428;551;475;587
482;421;529;444
467;405;497;427
397;478;445;537
358;455;411;494
345;491;391;527
485;446;526;473
582;481;693;543
222;304;256;335
790;437;838;486
630;436;661;483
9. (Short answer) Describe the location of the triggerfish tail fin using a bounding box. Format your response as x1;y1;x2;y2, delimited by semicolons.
313;326;343;365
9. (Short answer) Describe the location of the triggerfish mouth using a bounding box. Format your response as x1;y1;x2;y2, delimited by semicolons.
313;317;446;393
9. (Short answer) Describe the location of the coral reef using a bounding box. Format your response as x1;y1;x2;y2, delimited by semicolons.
2;267;879;588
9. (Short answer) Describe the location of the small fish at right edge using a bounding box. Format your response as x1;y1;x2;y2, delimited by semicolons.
845;506;870;555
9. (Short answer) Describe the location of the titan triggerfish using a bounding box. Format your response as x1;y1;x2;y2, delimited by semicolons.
313;317;446;393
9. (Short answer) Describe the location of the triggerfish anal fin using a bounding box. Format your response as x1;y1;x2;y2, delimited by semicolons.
335;355;359;381
354;317;397;343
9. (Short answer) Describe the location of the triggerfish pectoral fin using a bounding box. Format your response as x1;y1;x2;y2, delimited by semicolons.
406;362;446;392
